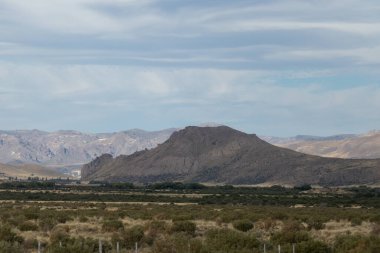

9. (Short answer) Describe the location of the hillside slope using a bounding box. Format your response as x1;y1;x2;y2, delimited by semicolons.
82;126;380;186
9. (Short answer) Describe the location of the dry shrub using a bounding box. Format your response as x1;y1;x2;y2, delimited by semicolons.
50;226;70;244
372;223;380;236
263;218;276;230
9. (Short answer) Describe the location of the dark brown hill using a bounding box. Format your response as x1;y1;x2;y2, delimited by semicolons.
81;126;380;186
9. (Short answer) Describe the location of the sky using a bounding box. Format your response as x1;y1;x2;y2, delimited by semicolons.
0;0;380;136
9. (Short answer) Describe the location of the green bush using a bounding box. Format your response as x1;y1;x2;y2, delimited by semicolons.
146;221;169;237
39;217;58;232
56;212;73;223
372;223;380;236
18;221;38;231
50;227;70;244
171;221;196;235
152;235;175;253
204;228;260;252
350;217;362;226
122;225;145;248
334;235;380;253
296;240;331;253
272;220;306;242
23;207;40;220
153;234;203;253
272;230;310;245
294;184;312;191
0;224;23;244
79;216;89;222
7;215;26;227
47;237;112;253
233;219;254;232
102;220;124;232
306;218;325;230
0;241;23;253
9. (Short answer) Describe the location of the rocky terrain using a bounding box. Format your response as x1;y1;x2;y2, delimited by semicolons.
82;126;380;186
0;128;176;167
263;131;380;159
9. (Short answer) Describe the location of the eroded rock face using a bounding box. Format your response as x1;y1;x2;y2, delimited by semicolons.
81;154;114;180
81;126;380;186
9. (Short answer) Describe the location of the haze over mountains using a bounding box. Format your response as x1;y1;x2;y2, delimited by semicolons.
263;130;380;159
0;163;63;180
82;126;380;186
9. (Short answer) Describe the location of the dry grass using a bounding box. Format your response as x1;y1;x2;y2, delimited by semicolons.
312;220;374;243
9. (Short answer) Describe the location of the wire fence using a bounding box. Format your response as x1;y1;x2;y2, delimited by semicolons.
36;240;328;253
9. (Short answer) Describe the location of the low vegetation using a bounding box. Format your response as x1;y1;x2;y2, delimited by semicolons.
0;182;378;252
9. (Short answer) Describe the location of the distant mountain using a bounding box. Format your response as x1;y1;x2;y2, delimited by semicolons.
263;131;380;159
0;128;176;167
82;126;380;186
262;134;356;144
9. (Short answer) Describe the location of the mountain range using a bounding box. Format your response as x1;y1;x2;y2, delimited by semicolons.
0;129;176;167
81;126;380;186
2;128;380;170
2;126;380;183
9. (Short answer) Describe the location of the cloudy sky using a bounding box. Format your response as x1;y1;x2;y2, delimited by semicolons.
1;0;380;136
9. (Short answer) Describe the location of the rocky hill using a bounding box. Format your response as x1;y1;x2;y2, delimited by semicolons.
82;126;380;186
0;128;176;167
263;131;380;159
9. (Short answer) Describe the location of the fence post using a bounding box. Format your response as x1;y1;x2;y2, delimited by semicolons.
99;240;102;253
38;241;41;253
278;244;281;253
116;241;120;253
135;242;138;253
293;243;295;253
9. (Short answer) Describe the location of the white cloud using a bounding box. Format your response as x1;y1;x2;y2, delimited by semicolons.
1;0;380;68
205;20;380;35
1;63;379;124
266;46;380;65
0;0;162;36
0;0;380;134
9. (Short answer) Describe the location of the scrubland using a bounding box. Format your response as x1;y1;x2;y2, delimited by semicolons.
0;182;379;252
